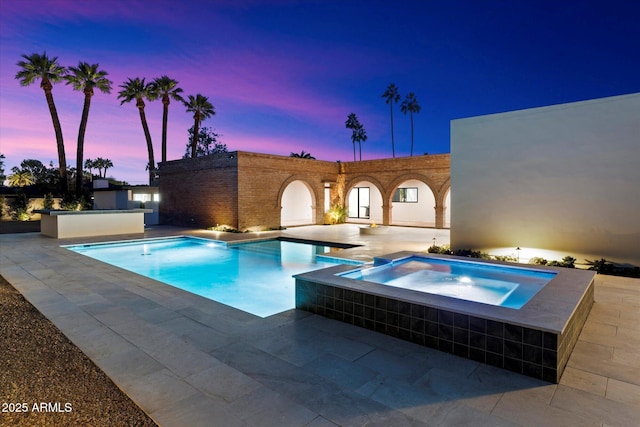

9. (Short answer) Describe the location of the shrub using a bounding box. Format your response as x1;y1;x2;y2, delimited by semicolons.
43;193;55;210
59;193;82;211
325;204;347;224
208;225;245;233
586;258;615;275
10;191;30;221
548;256;576;268
529;256;548;265
453;249;492;259
493;254;517;262
427;244;451;254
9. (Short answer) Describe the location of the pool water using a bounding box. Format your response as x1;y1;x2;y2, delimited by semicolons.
339;256;556;309
66;236;358;317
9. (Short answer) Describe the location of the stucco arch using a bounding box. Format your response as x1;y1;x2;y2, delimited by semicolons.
435;177;450;207
277;176;319;226
386;173;439;202
344;175;386;198
389;180;435;226
442;186;451;228
344;175;386;224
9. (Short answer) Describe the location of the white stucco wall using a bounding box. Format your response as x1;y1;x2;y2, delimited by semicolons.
281;180;313;226
390;179;436;227
451;93;640;266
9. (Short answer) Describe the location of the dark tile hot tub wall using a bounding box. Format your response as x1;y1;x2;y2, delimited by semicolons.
295;278;594;383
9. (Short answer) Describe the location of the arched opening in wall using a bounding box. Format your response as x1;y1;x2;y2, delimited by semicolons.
281;180;314;227
444;188;451;228
346;181;383;224
390;179;436;227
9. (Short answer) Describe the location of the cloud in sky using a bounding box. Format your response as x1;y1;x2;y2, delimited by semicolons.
1;0;639;184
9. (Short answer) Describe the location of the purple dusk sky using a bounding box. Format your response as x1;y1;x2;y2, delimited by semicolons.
1;0;639;185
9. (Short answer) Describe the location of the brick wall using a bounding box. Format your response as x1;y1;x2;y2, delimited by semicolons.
236;152;338;229
159;151;450;230
160;153;239;228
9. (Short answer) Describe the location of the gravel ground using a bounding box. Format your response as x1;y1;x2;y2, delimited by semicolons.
0;275;158;427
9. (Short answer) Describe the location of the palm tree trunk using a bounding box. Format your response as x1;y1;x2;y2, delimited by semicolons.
410;113;414;156
161;97;169;163
352;141;356;162
359;141;362;161
191;117;200;158
43;83;67;193
138;106;155;185
390;104;395;158
75;91;92;196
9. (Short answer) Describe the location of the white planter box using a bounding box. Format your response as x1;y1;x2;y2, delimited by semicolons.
37;209;152;239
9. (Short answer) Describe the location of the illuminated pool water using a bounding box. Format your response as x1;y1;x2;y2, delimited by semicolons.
65;236;360;317
338;256;556;309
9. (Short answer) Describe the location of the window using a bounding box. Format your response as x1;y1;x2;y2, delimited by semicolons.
348;187;370;218
393;187;418;203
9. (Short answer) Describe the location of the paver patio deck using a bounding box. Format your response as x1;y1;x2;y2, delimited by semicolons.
1;224;638;426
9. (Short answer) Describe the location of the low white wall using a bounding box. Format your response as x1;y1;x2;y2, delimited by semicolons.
40;210;149;238
451;93;640;265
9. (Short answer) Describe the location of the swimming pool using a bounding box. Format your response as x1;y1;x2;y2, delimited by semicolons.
65;236;360;317
338;256;556;309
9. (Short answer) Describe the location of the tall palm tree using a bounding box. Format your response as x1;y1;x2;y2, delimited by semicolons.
184;94;215;158
84;158;97;177
95;157;113;178
150;76;184;163
400;92;421;156
118;77;156;185
345;113;367;161
382;83;401;158
65;62;112;195
15;52;68;193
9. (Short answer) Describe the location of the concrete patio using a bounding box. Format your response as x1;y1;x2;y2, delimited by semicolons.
1;224;638;426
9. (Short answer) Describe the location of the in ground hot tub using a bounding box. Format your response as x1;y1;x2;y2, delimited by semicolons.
294;252;595;383
338;256;556;309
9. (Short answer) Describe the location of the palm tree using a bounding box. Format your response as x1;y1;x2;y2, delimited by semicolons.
65;62;112;195
290;150;315;159
8;170;35;187
96;157;113;178
15;52;68;192
345;113;367;161
84;158;97;177
382;83;401;158
150;76;184;163
118;77;156;185
400;92;421;156
184;94;215;158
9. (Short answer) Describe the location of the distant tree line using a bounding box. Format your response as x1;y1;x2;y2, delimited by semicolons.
2;157;117;192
